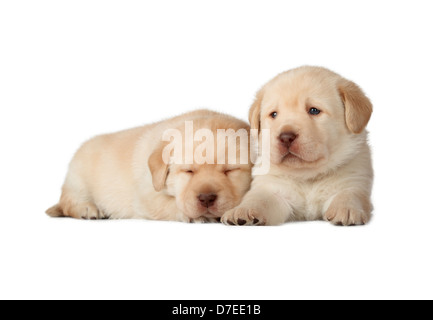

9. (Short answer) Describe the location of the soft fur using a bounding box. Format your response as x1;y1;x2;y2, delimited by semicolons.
46;110;253;222
222;66;374;226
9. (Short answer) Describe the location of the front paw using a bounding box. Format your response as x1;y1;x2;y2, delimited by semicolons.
176;212;220;224
221;207;266;226
191;217;220;224
325;207;370;226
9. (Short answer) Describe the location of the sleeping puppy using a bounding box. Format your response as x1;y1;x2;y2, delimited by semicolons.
222;66;373;226
46;110;253;222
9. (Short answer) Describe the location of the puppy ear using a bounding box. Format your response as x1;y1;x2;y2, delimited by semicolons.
148;143;169;192
338;79;373;134
249;88;264;132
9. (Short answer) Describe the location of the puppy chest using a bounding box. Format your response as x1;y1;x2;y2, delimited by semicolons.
291;199;320;221
290;184;331;220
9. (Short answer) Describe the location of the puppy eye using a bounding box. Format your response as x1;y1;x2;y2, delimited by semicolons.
224;169;240;175
183;170;194;174
308;108;321;115
270;112;278;119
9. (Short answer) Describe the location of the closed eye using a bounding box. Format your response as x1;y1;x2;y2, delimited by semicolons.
224;168;240;175
183;170;194;174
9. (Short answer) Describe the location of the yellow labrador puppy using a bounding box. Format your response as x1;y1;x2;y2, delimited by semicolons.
222;66;373;226
46;110;253;222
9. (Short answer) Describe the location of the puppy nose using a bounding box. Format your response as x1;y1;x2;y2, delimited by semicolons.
279;132;297;147
198;193;217;208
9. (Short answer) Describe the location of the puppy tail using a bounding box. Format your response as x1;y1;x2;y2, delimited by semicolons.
46;204;64;217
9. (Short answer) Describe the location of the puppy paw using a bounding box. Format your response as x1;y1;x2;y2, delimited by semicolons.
176;212;192;223
67;202;103;220
191;217;220;224
221;207;266;226
325;207;370;226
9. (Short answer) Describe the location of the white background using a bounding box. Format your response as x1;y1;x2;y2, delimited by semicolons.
1;0;432;300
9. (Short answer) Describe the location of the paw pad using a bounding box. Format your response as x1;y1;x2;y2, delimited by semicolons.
237;219;246;225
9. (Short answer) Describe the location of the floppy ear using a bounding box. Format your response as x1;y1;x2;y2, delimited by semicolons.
338;79;373;134
249;88;264;132
148;143;169;192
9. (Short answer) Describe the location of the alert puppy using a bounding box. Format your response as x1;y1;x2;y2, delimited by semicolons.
46;110;252;222
222;66;373;226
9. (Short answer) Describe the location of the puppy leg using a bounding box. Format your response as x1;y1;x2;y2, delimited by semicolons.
324;191;372;226
68;202;101;220
222;190;294;226
46;199;102;220
54;183;104;220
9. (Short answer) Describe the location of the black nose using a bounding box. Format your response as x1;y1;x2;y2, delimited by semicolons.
279;132;297;148
198;193;217;208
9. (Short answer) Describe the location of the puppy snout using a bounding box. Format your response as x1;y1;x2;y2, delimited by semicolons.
279;132;298;148
198;193;218;208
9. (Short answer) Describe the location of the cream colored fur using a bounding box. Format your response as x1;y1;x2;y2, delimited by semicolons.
222;66;373;226
46;110;252;222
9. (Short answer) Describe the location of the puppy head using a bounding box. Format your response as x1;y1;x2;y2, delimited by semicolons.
148;115;253;219
166;162;252;219
250;66;372;178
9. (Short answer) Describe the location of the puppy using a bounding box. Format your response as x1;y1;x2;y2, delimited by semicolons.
46;110;253;222
222;66;373;226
